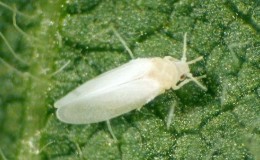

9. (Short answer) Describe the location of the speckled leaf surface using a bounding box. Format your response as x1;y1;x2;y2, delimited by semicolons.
0;0;259;159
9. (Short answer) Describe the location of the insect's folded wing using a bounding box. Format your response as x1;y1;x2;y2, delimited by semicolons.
56;78;162;124
54;59;152;108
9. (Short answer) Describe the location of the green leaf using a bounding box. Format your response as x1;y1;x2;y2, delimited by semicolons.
0;0;259;159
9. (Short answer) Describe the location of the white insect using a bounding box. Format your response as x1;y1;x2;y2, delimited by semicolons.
54;31;207;125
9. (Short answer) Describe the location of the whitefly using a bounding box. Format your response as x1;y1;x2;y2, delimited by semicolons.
54;29;207;139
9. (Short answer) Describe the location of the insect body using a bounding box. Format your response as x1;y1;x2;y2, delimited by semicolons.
54;33;206;124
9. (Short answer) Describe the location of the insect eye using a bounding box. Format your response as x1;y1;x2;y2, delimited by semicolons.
180;74;186;80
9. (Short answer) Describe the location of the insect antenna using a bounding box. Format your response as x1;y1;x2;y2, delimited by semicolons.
186;73;207;91
181;33;203;65
181;32;187;62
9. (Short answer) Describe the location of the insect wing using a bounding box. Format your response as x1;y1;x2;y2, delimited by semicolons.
54;59;153;108
56;78;162;124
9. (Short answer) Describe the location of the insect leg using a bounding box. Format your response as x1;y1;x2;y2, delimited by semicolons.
172;79;193;90
166;101;176;129
173;74;207;90
106;120;118;141
187;56;203;65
